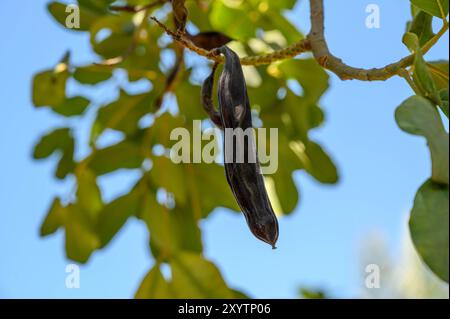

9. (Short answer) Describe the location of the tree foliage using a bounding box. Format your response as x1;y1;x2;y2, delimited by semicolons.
32;0;449;297
397;1;449;283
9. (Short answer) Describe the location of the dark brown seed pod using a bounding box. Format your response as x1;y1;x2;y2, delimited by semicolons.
186;32;233;51
201;64;223;128
201;46;279;248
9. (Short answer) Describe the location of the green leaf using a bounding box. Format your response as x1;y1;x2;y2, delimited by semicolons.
33;128;71;159
55;152;76;179
149;156;240;217
171;252;235;298
77;0;115;14
93;90;155;138
210;2;256;41
395;96;449;185
270;150;299;214
47;1;100;31
410;0;449;18
303;141;339;184
428;60;449;91
299;287;328;299
32;69;68;107
149;156;188;206
33;128;75;179
141;193;203;260
439;88;449;117
52;96;90;117
73;65;112;84
231;289;250;299
141;193;182;259
90;15;134;59
408;10;435;47
263;10;303;44
40;198;65;236
266;0;297;10
176;72;209;121
41;199;100;263
88;141;145;176
409;179;449;282
413;47;441;104
278;59;329;103
96;186;142;247
64;204;100;263
188;162;241;214
76;168;103;219
402;31;420;52
135;265;174;298
185;1;214;31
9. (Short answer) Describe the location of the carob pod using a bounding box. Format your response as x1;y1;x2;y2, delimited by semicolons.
187;32;234;51
201;46;279;248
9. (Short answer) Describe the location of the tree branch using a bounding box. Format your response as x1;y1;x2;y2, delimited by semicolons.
150;16;311;66
149;1;446;81
308;0;413;80
307;0;447;81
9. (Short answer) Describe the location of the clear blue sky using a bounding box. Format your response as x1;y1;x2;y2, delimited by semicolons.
0;0;448;298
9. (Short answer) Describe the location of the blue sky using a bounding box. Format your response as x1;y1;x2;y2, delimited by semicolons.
0;0;448;298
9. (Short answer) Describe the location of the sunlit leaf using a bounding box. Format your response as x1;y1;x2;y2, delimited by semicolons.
93;90;155;138
40;198;65;236
96;185;141;247
76;168;103;219
73;65;113;85
278;59;329;103
410;0;449;18
32;69;68;107
52;96;90;117
409;179;449;283
210;1;257;41
64;204;100;263
427;60;449;91
88;141;145;176
90;15;134;59
408;10;435;47
33;128;75;179
171;252;235;298
412;44;441;104
439;88;449;117
135;265;175;298
395;95;449;185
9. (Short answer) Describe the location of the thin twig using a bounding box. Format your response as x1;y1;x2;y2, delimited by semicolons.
398;68;422;95
107;0;447;82
150;16;311;66
422;22;449;55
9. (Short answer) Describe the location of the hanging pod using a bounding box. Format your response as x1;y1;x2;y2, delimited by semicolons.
201;46;279;248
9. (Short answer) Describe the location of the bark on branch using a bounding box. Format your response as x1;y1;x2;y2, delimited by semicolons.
148;0;447;81
307;0;447;81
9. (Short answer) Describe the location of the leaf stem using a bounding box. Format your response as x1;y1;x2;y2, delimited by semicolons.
398;68;422;95
421;22;449;55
